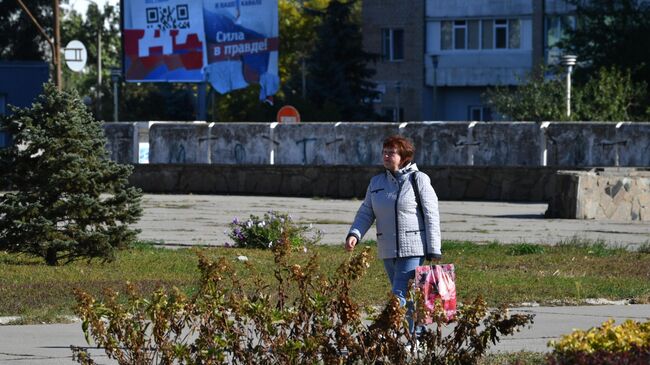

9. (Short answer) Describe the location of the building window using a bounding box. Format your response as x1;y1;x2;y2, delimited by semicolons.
545;15;575;63
546;15;575;48
441;21;452;50
442;19;520;50
469;106;492;121
495;19;508;48
468;20;480;49
482;20;493;49
382;28;404;61
509;19;521;48
453;20;466;49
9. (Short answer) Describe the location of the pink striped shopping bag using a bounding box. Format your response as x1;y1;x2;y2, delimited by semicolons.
414;264;457;323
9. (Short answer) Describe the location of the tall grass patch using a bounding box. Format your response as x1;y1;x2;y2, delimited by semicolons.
1;239;649;322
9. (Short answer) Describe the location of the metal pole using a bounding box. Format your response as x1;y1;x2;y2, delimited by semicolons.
432;69;437;120
113;77;118;122
53;0;62;89
561;55;576;119
97;21;102;119
110;68;121;122
197;82;207;120
395;82;401;122
431;55;438;120
301;57;306;99
566;65;572;117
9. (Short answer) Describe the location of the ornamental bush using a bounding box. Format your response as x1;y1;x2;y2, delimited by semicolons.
227;211;321;250
72;232;534;365
0;83;142;265
548;319;650;364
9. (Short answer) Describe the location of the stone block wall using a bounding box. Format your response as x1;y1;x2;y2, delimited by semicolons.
545;123;618;166
130;164;571;201
473;122;542;166
149;123;210;164
617;123;650;166
210;123;271;164
332;123;401;165
401;122;470;165
103;122;138;164
546;169;650;221
103;121;650;168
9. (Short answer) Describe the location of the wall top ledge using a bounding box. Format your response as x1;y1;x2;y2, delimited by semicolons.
557;168;650;177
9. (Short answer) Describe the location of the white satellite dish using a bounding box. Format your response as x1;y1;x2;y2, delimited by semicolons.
64;40;87;72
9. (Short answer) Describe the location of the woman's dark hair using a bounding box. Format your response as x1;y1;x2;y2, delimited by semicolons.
383;135;415;167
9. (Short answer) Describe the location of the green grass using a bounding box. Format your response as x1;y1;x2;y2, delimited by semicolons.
1;239;649;323
508;243;545;256
639;242;650;254
479;351;547;365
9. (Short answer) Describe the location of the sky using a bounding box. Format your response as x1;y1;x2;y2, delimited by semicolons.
67;0;120;15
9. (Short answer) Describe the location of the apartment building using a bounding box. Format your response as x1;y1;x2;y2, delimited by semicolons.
362;0;574;121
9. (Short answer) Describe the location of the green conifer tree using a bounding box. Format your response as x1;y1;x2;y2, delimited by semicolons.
0;83;142;265
306;0;378;121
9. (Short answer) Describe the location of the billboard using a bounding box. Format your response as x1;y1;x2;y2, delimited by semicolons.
123;0;279;99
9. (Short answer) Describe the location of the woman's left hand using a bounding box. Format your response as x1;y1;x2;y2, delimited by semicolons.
426;254;442;262
345;236;358;252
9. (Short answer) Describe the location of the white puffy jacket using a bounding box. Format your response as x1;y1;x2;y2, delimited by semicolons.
348;163;442;260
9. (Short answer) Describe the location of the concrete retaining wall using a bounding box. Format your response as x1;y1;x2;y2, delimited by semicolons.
103;123;138;164
546;169;650;220
106;121;650;167
210;123;272;164
617;123;650;166
401;122;469;165
130;164;576;201
545;123;618;166
149;123;211;164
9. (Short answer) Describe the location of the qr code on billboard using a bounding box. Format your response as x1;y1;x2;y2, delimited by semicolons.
146;4;190;30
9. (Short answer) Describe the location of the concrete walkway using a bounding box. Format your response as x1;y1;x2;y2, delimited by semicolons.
1;194;649;364
135;194;650;248
1;305;649;364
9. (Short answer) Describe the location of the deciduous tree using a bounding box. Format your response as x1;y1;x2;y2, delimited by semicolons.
0;0;56;60
485;66;648;122
562;0;650;86
574;67;648;121
484;67;567;122
561;0;650;117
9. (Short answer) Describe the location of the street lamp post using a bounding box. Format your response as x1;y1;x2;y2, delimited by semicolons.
54;0;62;89
394;81;401;122
110;68;121;122
431;55;438;120
561;55;577;118
76;0;104;118
97;17;102;119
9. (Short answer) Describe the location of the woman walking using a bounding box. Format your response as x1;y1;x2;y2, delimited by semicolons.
345;135;442;333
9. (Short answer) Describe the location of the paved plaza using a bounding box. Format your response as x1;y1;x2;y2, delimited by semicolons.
135;194;650;248
1;194;649;364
